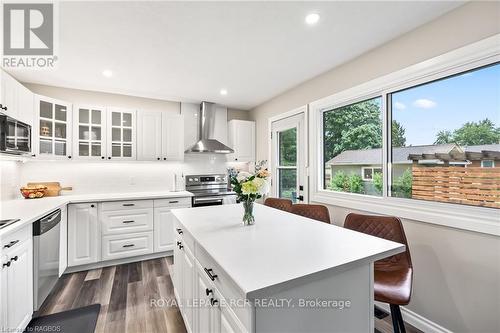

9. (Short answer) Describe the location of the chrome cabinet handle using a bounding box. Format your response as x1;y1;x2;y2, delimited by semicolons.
176;228;183;234
204;268;218;281
206;288;213;296
3;240;19;249
10;256;18;262
169;200;179;203
210;298;218;306
122;244;134;248
122;220;135;224
123;203;135;207
2;261;11;268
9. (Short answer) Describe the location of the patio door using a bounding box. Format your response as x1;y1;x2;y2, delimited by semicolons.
270;110;307;203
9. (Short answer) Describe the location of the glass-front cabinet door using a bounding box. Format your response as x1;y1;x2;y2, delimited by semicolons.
73;105;107;160
35;96;72;159
106;108;136;160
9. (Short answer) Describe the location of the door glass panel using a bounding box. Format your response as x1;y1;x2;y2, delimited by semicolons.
278;128;297;166
40;101;52;119
54;140;66;155
112;128;121;141
79;142;89;156
91;143;101;157
40;139;52;154
79;109;89;123
54;122;66;139
123;113;132;127
112;143;121;157
123;128;132;142
91;126;101;141
123;144;132;157
91;110;101;124
112;112;121;126
40;120;52;137
54;104;67;121
278;169;297;202
79;125;89;140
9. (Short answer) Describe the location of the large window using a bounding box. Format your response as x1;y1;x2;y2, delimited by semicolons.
323;97;383;196
389;63;499;208
320;62;499;210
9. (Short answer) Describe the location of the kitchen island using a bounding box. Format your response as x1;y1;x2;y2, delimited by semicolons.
171;203;405;333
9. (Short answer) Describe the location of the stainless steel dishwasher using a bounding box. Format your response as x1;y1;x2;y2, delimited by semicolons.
33;209;61;310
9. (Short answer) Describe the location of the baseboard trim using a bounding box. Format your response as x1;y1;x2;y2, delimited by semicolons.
65;250;173;273
376;303;453;333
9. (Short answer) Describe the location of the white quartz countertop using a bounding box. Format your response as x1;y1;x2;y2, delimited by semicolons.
0;190;193;236
172;204;405;299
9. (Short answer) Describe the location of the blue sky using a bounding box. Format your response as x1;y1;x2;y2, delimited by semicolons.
392;63;500;146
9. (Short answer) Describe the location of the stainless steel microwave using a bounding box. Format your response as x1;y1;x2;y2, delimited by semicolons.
0;113;31;154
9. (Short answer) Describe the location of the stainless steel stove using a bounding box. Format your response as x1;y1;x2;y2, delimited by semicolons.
185;174;237;207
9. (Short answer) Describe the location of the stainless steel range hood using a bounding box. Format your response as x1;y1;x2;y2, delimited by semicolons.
185;102;234;154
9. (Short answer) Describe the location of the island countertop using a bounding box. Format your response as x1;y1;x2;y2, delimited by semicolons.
171;203;405;299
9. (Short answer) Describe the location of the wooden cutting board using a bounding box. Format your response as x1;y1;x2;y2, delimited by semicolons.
27;182;73;197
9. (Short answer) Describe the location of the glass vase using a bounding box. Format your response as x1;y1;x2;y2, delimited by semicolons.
242;199;255;226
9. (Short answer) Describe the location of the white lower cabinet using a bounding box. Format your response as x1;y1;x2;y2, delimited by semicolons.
66;197;191;269
102;232;153;261
68;203;99;267
173;220;249;333
0;225;33;332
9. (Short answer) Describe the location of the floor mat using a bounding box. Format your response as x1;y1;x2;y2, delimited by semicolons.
26;304;100;333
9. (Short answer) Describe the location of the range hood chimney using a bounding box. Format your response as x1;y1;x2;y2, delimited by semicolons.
185;101;234;154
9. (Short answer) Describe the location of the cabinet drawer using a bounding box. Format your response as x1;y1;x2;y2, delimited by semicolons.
101;208;153;235
1;225;30;250
154;197;191;208
102;232;153;261
100;200;153;211
173;217;195;251
196;245;252;329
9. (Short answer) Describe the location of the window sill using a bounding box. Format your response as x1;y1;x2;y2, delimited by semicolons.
311;190;500;236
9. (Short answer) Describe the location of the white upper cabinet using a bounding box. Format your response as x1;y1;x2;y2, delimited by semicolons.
137;110;162;161
34;95;73;159
107;108;136;160
137;110;184;161
227;120;255;162
0;70;34;126
162;114;184;161
73;105;107;160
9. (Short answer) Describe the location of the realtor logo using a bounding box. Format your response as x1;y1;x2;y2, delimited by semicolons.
2;2;57;68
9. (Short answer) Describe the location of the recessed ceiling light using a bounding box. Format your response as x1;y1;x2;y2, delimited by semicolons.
102;69;113;78
220;89;228;96
305;13;320;25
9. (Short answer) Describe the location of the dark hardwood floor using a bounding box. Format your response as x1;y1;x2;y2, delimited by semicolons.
39;257;421;333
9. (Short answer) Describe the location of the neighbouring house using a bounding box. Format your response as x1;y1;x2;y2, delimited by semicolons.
326;143;500;195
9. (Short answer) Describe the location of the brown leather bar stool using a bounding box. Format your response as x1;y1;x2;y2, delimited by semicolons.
290;204;331;223
264;198;293;212
344;213;413;333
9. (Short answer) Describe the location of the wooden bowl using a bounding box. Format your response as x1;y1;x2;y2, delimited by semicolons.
20;186;47;199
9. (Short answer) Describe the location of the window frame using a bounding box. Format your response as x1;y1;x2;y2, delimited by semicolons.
309;35;500;236
481;160;495;168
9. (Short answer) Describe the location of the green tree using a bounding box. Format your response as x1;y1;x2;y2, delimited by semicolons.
434;130;453;144
392;169;413;198
392;121;407;147
434;119;500;145
330;171;363;194
373;172;383;194
323;99;407;162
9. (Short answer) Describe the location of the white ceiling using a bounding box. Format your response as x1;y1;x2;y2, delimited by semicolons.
9;1;464;110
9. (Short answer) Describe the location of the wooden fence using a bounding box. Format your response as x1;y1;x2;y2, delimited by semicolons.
412;166;500;209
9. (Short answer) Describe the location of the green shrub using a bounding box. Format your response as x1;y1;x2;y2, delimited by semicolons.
330;171;364;194
392;169;413;198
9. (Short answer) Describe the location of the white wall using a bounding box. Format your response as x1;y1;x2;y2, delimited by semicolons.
0;160;21;200
250;2;500;332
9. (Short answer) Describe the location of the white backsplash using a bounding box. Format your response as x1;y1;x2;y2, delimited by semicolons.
0;160;22;200
1;154;249;199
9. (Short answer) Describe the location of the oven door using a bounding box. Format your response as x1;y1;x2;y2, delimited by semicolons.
0;114;31;154
192;196;224;207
